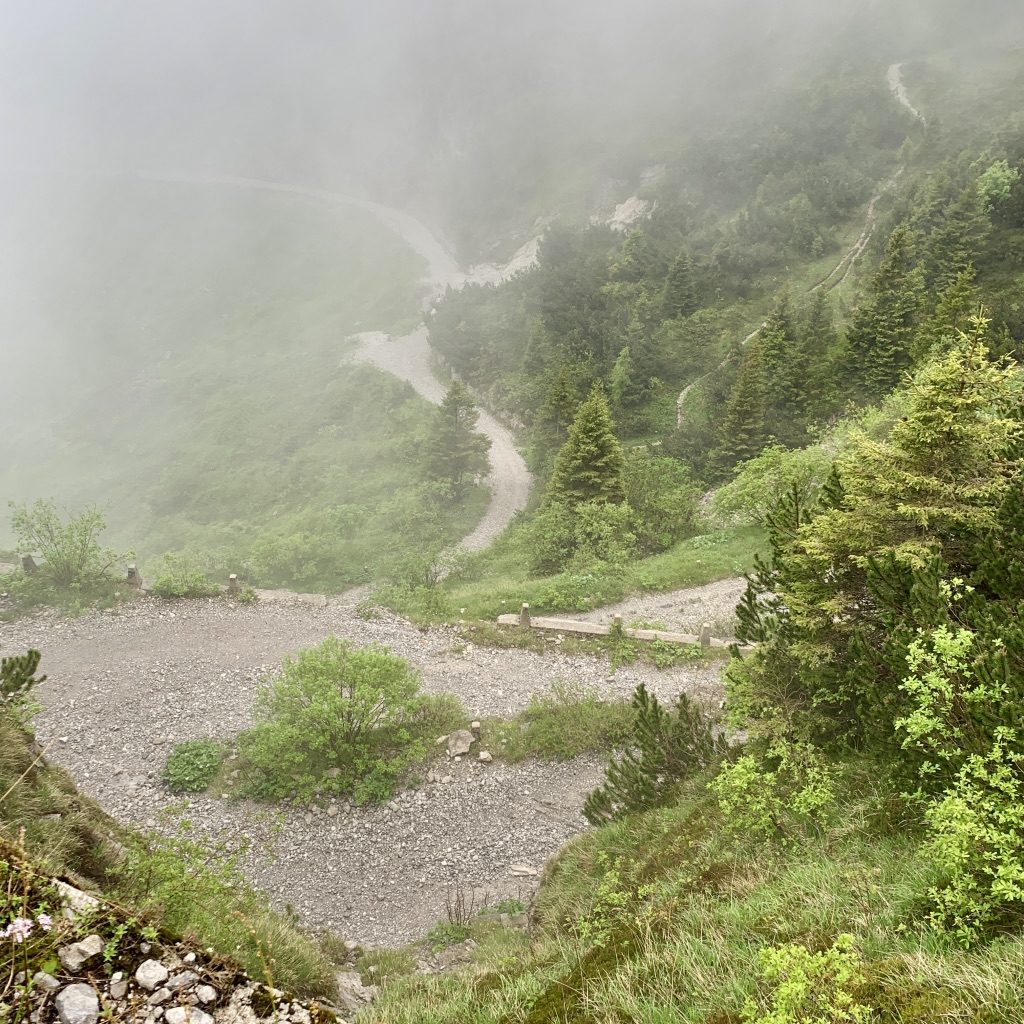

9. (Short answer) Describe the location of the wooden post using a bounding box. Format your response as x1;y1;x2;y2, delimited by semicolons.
228;574;239;596
519;602;531;627
20;554;37;575
126;564;142;589
699;622;712;648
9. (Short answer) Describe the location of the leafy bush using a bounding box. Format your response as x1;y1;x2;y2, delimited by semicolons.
710;738;837;842
162;739;225;793
150;553;219;599
584;684;726;825
485;682;633;762
920;731;1024;945
742;934;871;1024
527;500;638;575
238;638;459;803
9;500;125;589
622;451;700;551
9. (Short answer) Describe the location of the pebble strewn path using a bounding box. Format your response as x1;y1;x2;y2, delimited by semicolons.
3;588;729;946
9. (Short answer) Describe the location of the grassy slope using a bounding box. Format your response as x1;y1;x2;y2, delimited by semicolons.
0;181;486;592
366;777;1024;1023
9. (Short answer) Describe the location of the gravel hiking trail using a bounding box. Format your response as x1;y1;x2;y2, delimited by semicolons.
144;172;534;553
5;586;729;946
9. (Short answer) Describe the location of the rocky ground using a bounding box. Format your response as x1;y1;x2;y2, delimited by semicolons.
3;587;729;947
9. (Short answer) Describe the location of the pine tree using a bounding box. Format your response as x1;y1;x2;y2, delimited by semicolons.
845;226;924;398
424;381;491;498
547;386;625;506
712;339;769;475
759;294;807;445
611;229;659;283
799;291;840;419
662;250;698;320
609;345;642;420
583;684;726;825
1;649;45;706
911;268;979;364
922;187;987;292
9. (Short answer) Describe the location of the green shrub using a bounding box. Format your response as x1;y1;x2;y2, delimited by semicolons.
162;739;225;793
150;554;219;599
710;738;837;842
8;499;126;589
742;934;871;1024
238;638;456;803
427;921;472;951
584;684;726;825
485;682;633;762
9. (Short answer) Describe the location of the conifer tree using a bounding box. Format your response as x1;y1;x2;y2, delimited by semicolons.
583;684;726;825
609;345;640;420
759;294;807;445
712;339;769;475
0;649;45;706
424;380;491;498
800;291;840;418
547;386;625;506
845;226;924;398
662;250;698;320
911;269;980;364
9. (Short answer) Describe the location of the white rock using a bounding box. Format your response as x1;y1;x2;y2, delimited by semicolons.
510;863;538;877
32;972;61;992
58;935;104;973
195;985;218;1005
478;750;493;763
135;960;170;991
165;1008;214;1024
447;729;475;757
55;983;100;1024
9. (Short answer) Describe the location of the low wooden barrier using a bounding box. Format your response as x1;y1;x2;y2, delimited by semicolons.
496;603;735;649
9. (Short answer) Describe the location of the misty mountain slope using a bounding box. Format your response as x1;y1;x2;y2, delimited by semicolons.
0;180;490;589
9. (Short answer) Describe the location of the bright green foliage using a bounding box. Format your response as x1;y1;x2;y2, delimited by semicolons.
150;553;219;599
424;380;491;498
547;387;625;506
711;739;837;842
238;638;454;803
923;735;1024;944
977;159;1021;212
742;934;871;1024
9;500;124;589
0;650;45;708
161;739;225;793
845;226;924;398
713;339;769;474
583;684;726;825
661;250;698;320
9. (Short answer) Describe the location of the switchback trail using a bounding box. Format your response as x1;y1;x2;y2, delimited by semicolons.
675;63;924;428
145;173;533;552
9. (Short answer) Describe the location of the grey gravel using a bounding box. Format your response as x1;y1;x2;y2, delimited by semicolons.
135;960;170;992
7;586;728;946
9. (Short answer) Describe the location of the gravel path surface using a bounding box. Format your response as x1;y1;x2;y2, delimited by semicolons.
577;577;748;640
3;590;725;946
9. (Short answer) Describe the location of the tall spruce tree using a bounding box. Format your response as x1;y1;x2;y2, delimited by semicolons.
759;294;807;445
424;380;491;498
712;339;769;475
662;251;698;320
845;226;924;398
547;386;625;506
